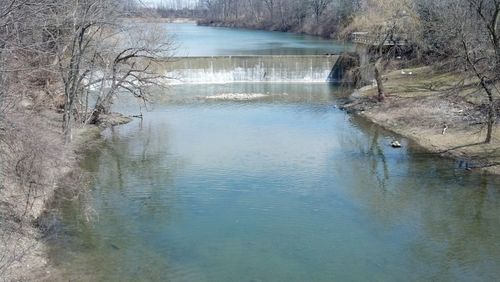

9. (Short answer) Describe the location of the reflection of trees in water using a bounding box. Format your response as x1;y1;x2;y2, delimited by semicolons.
368;126;389;189
408;174;500;281
52;119;185;280
333;115;500;280
336;115;391;188
97;120;184;217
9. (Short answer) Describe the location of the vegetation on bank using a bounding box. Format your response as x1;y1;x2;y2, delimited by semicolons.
343;67;500;173
196;0;356;38
357;0;499;145
0;0;171;279
310;0;499;172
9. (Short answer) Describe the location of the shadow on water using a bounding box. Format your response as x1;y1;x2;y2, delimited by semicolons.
46;120;188;281
332;113;500;281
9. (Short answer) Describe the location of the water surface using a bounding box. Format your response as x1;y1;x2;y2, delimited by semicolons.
48;83;500;282
47;24;500;282
164;23;350;56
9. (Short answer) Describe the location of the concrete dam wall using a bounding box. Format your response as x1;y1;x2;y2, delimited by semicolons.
164;55;339;84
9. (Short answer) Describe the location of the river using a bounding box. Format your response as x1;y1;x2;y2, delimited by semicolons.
47;23;500;282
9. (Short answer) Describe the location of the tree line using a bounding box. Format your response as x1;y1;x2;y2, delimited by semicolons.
197;0;360;37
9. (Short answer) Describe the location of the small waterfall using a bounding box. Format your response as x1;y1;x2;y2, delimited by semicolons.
164;56;338;84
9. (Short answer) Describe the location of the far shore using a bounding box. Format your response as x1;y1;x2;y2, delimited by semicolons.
123;16;197;24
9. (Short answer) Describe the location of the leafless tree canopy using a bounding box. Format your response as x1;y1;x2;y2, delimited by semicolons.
0;0;174;142
0;0;173;277
197;0;360;36
418;0;500;142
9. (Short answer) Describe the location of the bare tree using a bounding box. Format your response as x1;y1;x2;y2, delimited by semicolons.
309;0;331;24
84;24;175;124
40;0;173;142
197;0;362;37
421;0;500;143
453;0;499;143
262;0;274;19
347;0;423;102
43;0;113;141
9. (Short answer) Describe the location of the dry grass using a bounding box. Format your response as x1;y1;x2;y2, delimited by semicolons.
345;66;500;174
0;91;103;280
0;83;126;280
0;105;67;280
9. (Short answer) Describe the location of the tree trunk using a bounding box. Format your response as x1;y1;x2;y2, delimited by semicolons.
485;99;496;144
62;95;73;143
478;78;496;144
89;104;104;125
89;94;113;125
374;58;385;102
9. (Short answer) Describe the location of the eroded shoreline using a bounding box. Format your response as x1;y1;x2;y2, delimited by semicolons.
0;108;131;281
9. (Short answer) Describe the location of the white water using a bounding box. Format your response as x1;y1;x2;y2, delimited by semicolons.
164;56;338;84
204;93;270;100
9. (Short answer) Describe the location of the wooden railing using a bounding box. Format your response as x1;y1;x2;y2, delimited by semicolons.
352;32;408;46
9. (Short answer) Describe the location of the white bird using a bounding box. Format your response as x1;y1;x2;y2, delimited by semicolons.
442;124;448;135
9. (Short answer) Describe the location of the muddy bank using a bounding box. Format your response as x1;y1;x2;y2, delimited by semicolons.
341;67;500;174
0;105;131;281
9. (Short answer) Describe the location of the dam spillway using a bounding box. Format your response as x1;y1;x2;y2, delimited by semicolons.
164;55;339;84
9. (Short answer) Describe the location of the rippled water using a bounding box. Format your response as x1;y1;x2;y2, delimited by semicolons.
47;83;500;282
47;24;500;281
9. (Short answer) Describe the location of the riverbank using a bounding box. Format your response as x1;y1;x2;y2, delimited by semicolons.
197;19;339;39
342;66;500;174
126;17;197;24
0;101;131;280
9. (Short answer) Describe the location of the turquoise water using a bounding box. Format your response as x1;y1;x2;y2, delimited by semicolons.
49;84;500;281
164;23;351;56
47;25;500;282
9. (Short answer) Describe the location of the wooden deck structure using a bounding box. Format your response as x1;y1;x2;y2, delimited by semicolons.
352;32;409;46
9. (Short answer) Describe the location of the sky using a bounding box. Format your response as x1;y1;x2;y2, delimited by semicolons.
141;0;199;8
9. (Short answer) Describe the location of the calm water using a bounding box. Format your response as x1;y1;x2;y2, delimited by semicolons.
164;23;350;56
47;25;500;282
